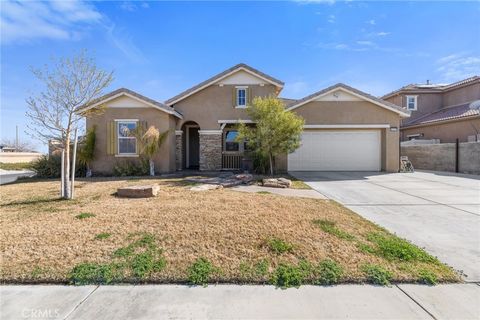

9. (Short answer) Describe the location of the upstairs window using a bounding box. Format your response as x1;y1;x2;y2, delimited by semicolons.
236;87;247;108
406;95;417;111
117;121;137;154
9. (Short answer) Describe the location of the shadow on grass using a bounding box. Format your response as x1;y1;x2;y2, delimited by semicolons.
1;197;66;207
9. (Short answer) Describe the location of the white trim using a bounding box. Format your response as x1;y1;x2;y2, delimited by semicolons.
185;125;199;168
286;86;410;117
235;87;247;108
116;120;138;156
114;154;139;158
166;66;283;105
175;130;183;135
218;120;255;124
303;124;390;129
406;95;418;111
198;130;222;135
220;123;227;130
114;119;139;122
80;92;183;119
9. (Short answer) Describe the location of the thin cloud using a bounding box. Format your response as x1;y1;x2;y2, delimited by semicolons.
356;40;374;46
295;0;336;5
366;19;376;25
327;14;336;23
436;52;480;81
119;1;150;12
375;31;390;37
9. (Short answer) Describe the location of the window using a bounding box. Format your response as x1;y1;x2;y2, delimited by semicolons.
225;130;239;151
236;88;247;107
117;121;137;154
406;95;417;111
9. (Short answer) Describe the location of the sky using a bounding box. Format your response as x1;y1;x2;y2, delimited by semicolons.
1;0;479;151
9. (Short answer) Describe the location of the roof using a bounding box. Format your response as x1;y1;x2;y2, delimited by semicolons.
77;88;183;119
402;102;480;128
382;76;480;99
286;83;410;117
279;97;298;108
165;63;284;106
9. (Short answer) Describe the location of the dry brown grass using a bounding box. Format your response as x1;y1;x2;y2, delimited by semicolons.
0;177;458;284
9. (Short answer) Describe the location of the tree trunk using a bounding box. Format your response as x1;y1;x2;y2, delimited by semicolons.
149;159;155;176
63;136;71;199
269;153;274;176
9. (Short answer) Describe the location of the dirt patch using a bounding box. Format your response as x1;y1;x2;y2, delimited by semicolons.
0;177;458;284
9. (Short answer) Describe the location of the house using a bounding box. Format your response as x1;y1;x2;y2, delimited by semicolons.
79;63;409;174
382;76;480;143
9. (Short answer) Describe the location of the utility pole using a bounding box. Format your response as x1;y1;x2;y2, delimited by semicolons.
15;125;19;149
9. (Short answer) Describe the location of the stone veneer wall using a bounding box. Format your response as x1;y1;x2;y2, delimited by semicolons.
175;133;182;170
199;133;222;171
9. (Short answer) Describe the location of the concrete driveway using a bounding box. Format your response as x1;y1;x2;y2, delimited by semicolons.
290;170;480;282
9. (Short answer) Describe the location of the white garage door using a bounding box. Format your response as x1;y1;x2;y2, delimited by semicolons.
288;130;381;171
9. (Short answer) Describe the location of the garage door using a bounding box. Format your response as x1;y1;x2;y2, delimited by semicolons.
288;130;381;171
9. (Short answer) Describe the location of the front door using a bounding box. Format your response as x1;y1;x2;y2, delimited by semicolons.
187;126;200;169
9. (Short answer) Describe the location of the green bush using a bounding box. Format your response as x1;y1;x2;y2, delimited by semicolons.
113;159;149;176
69;262;122;285
366;233;435;262
316;259;343;285
266;237;294;254
188;258;219;286
418;270;437;285
31;155;86;178
362;264;392;286
270;263;306;288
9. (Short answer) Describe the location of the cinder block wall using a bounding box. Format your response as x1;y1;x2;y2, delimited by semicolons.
401;142;480;174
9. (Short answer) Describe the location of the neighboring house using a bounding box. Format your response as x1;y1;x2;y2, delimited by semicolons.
78;63;409;174
382;76;480;143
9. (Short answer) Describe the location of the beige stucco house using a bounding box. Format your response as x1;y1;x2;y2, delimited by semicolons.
79;63;409;174
382;76;480;143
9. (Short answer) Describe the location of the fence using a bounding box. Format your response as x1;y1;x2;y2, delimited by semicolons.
401;142;480;174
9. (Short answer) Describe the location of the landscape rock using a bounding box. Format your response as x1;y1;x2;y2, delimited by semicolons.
234;173;253;183
190;184;223;191
117;184;160;198
262;178;292;188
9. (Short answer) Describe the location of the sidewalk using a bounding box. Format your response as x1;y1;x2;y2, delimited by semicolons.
1;284;479;320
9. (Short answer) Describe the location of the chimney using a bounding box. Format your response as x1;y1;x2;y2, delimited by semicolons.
426;80;430;85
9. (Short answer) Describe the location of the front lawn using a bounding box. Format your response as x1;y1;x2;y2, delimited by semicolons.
0;177;458;286
0;162;33;171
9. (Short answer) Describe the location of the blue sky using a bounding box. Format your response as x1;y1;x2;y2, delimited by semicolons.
1;1;479;150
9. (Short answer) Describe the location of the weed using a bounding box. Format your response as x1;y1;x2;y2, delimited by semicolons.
95;233;111;240
316;259;343;285
188;257;219;286
131;252;166;278
270;263;306;288
362;264;392;286
256;191;271;194
357;243;376;254
312;219;355;240
418;270;437;285
69;262;123;285
75;212;96;220
266;237;294;254
113;246;134;258
239;259;270;280
367;233;436;262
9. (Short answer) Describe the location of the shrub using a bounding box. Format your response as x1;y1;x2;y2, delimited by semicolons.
362;264;392;286
32;155;86;178
367;233;435;262
95;233;111;240
270;263;305;288
316;259;343;285
188;258;219;286
418;270;437;285
312;219;355;240
69;263;122;285
113;159;149;176
266;237;294;254
75;212;96;219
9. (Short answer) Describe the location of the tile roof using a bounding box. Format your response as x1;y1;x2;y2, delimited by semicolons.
77;88;183;118
165;63;284;105
402;102;480;127
279;97;298;108
287;83;410;116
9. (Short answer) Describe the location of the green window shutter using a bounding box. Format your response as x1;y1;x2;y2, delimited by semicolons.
106;121;116;155
232;87;237;107
247;87;253;105
112;121;117;155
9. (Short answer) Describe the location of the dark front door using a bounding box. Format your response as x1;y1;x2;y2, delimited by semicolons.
188;127;200;169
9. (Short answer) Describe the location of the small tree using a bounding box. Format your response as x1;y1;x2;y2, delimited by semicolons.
77;126;96;177
26;50;113;198
135;126;169;176
237;96;304;175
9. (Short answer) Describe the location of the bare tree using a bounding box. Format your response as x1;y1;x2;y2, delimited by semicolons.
0;138;38;152
26;50;113;199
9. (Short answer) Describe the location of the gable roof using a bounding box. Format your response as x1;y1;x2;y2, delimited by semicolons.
77;88;183;119
165;63;284;106
286;83;411;117
402;101;480;128
382;76;480;100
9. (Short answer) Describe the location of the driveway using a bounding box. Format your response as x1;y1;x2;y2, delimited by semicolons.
0;169;35;185
290;170;480;282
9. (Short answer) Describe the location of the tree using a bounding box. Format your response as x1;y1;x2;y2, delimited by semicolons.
26;50;113;199
0;138;37;152
237;96;304;175
135;125;169;176
77;125;96;177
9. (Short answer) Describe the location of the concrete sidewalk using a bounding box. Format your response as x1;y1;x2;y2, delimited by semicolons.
1;284;479;320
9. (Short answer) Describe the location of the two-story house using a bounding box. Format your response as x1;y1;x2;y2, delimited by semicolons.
79;63;409;174
382;76;480;143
